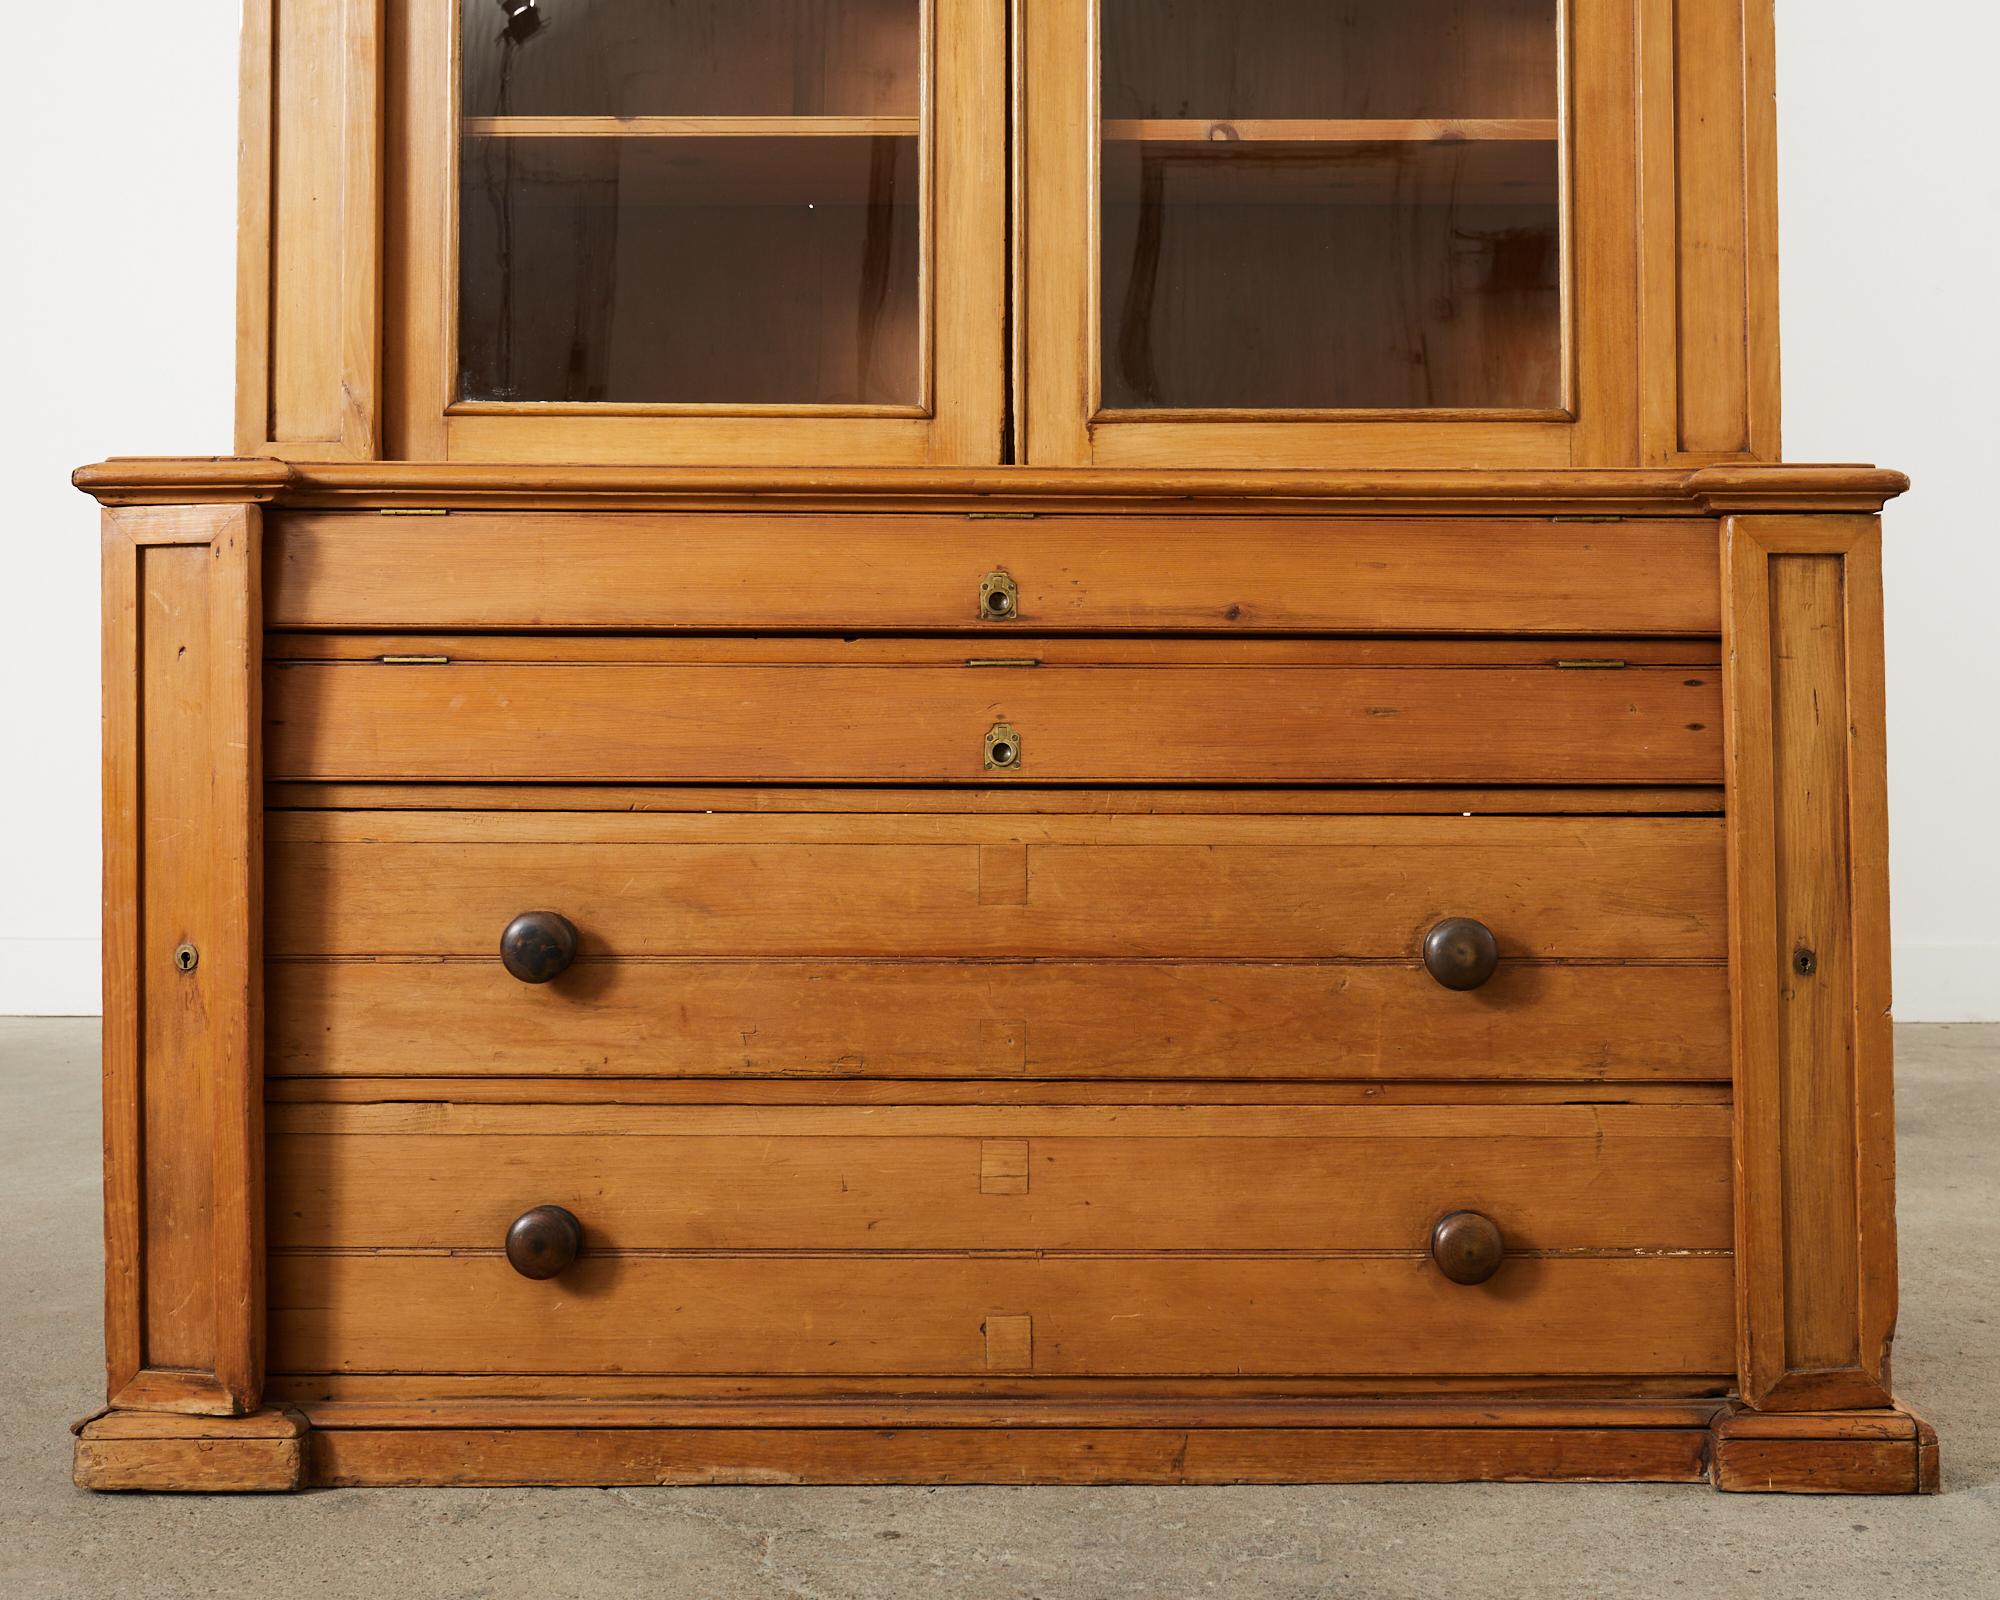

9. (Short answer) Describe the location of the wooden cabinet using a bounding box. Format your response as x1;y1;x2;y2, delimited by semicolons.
243;0;1771;468
74;0;1932;1497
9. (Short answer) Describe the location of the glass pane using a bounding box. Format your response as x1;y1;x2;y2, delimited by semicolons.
1100;0;1563;412
458;0;923;407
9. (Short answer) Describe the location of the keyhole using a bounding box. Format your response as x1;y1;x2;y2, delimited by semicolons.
173;943;199;974
1793;946;1818;978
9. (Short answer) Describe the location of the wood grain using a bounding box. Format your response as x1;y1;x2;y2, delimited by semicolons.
74;1408;308;1494
99;505;265;1416
264;512;1723;634
267;1101;1733;1253
74;458;1912;516
269;1080;1734;1108
267;783;1728;816
238;0;382;458
265;956;1730;1082
262;658;1723;783
308;1422;1712;1488
1723;515;1897;1412
1708;1405;1937;1495
269;1253;1735;1378
264;811;1728;960
1673;0;1752;456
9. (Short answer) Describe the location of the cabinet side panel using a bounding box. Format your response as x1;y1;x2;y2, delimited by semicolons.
238;0;383;459
101;507;265;1417
136;545;219;1369
1667;0;1779;460
1723;515;1895;1412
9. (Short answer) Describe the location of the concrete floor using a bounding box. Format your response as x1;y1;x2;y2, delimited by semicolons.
2;1018;1994;1600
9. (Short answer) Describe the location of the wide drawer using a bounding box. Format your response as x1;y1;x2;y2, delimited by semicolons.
267;810;1728;1081
267;1103;1734;1379
263;638;1723;785
265;512;1724;635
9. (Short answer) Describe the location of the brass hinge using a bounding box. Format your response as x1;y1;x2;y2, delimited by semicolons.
967;512;1038;520
379;508;450;517
1556;659;1629;670
965;658;1041;668
1551;515;1625;524
377;655;451;666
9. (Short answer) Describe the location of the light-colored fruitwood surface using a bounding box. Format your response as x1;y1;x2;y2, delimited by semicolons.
99;504;265;1417
262;656;1722;783
265;782;1727;816
1724;514;1899;1414
269;1082;1731;1109
266;1101;1732;1253
268;1252;1734;1379
75;458;1910;513
265;957;1729;1082
305;1423;1715;1489
73;1408;309;1494
264;811;1727;960
264;512;1722;634
236;0;381;460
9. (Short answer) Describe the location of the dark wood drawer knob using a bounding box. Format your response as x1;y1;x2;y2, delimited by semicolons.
506;1205;583;1280
1423;918;1500;991
500;911;579;984
1430;1210;1505;1286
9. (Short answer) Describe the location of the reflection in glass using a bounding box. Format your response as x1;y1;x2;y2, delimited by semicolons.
1101;0;1564;412
458;0;923;407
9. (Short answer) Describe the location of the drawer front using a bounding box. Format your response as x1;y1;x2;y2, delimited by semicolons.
264;639;1722;785
266;513;1723;635
267;1103;1734;1379
271;1253;1734;1379
267;809;1727;1081
268;958;1729;1081
270;1104;1733;1253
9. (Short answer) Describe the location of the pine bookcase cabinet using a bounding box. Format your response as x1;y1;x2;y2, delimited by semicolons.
73;0;1934;1495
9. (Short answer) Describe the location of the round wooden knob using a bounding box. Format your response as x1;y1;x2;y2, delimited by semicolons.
506;1205;583;1280
500;912;578;984
1430;1210;1505;1285
1423;918;1500;991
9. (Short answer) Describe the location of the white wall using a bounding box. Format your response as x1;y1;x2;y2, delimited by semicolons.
0;2;1993;1019
1776;0;2000;1021
1;5;239;1017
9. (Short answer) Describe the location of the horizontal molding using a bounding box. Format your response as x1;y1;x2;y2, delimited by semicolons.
0;937;99;1017
4;940;1988;1021
1893;942;2000;1023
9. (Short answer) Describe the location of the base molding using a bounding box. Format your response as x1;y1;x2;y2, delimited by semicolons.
1708;1404;1941;1495
72;1407;309;1493
71;1398;1940;1494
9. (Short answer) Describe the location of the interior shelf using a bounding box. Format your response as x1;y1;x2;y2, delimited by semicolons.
460;130;919;211
1101;132;1559;208
464;115;921;139
1103;118;1558;144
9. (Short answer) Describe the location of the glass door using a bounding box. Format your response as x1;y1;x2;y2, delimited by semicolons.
1022;0;1639;467
388;0;1005;464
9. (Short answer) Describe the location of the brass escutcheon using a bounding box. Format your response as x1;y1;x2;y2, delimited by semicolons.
979;571;1020;621
984;723;1023;771
173;942;199;974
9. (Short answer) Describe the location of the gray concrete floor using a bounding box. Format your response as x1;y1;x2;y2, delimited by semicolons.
2;1017;1994;1600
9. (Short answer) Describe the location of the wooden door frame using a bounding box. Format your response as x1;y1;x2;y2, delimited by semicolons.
379;0;1006;466
1019;0;1642;469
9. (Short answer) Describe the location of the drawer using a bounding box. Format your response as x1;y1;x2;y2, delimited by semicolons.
267;809;1728;1081
266;512;1724;635
267;1103;1735;1379
264;637;1723;784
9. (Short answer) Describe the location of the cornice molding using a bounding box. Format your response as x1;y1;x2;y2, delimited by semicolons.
75;458;1911;517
